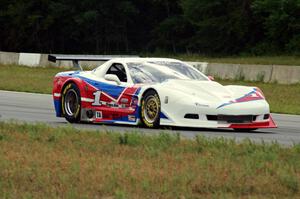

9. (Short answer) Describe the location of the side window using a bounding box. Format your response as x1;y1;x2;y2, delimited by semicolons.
106;63;127;82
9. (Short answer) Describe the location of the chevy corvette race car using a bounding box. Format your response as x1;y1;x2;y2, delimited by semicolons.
49;55;277;131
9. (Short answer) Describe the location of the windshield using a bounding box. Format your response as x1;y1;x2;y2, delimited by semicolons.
149;61;207;80
127;62;208;84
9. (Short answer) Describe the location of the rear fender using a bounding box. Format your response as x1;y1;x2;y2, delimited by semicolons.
53;76;87;117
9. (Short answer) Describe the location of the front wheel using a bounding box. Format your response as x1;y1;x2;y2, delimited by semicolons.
61;83;81;123
140;90;160;128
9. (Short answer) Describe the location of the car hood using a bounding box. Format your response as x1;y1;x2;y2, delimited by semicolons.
159;79;251;103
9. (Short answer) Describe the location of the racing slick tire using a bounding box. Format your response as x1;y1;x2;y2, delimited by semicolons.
61;83;81;123
141;90;160;128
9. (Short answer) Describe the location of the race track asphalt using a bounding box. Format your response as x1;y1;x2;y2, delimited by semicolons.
1;90;300;146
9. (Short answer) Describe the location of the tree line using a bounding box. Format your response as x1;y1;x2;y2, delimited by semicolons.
0;0;299;55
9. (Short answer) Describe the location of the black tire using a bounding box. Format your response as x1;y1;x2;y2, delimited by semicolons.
234;128;258;132
140;90;160;128
61;83;81;123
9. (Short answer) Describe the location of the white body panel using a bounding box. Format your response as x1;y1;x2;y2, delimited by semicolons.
147;80;270;128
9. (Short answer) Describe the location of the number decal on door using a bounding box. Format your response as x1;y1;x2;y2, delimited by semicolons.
92;91;102;106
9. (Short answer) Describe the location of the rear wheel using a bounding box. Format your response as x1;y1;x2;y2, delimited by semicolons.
140;90;160;128
61;83;81;123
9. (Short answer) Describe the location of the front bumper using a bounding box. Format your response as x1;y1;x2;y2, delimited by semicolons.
160;100;276;129
160;114;277;129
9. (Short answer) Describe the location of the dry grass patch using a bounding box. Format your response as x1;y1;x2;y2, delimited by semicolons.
0;122;300;198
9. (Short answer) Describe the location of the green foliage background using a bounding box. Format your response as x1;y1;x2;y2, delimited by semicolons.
0;0;299;55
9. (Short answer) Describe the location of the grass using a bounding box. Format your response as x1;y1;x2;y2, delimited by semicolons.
0;121;300;198
0;64;68;94
0;64;300;115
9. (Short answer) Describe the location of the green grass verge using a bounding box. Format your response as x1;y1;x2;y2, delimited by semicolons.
0;65;67;94
0;122;300;198
1;64;300;115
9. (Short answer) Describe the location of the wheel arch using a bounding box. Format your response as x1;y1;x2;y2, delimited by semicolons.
140;88;160;102
61;79;83;95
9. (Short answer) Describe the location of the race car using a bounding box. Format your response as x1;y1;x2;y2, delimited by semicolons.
49;55;277;131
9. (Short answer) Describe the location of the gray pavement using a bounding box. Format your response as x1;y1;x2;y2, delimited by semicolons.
0;90;300;146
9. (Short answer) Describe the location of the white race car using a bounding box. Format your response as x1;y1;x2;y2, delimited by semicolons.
50;55;277;131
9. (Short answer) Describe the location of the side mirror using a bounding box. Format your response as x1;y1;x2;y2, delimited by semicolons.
208;75;214;81
104;74;121;85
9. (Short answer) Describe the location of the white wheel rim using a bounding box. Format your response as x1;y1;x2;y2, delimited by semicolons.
64;89;79;116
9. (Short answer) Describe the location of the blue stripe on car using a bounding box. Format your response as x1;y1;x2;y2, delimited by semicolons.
79;76;126;99
54;99;61;117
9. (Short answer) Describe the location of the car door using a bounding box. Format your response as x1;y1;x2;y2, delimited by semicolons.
92;63;137;122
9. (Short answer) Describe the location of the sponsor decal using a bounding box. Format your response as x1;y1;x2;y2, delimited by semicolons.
95;111;102;119
164;96;169;104
128;115;136;121
195;103;209;107
53;93;61;97
131;97;138;108
107;102;119;108
120;98;129;103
